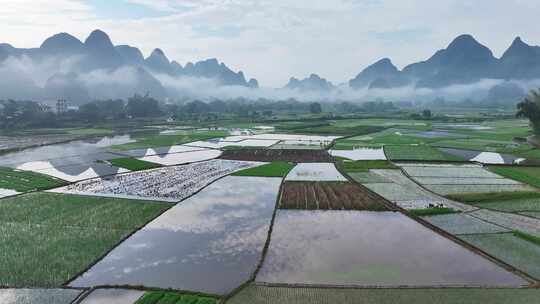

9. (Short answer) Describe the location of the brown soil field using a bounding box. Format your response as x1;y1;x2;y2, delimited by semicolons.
220;149;332;162
280;181;389;211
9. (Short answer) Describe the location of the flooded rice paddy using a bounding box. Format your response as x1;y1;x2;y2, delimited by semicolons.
256;211;527;287
329;148;386;160
0;188;20;198
285;163;348;181
78;289;144;304
70;176;282;295
438;148;525;165
422;214;510;235
138;149;223;166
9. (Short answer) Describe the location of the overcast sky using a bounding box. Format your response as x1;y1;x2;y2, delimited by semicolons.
2;0;540;87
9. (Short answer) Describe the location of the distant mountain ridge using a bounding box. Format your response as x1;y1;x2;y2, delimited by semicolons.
0;29;258;104
286;74;334;91
349;34;540;89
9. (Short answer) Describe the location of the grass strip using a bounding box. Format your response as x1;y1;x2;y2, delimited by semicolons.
409;208;460;217
446;191;540;204
0;167;66;192
385;145;464;161
341;160;397;172
489;166;540;189
232;161;294;177
109;157;162;171
135;291;217;304
513;230;540;247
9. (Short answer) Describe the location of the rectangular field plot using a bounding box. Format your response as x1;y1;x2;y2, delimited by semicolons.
232;161;293;177
414;177;522;185
475;197;540;212
70;176;282;295
0;289;82;304
399;164;500;178
0;193;169;287
469;209;540;236
116;145;206;158
280;182;389;211
133;291;217;304
220;149;332;162
256;211;526;287
489;166;540;189
187;139;279;149
78;289;144;304
0;167;65;192
460;233;540;280
329;148;386;161
15;162;130;183
424;184;536;196
270;140;326;150
138;149;222;166
361;170;473;211
422;213;509;235
227;285;540;304
51;160;261;202
385;145;462;161
348;171;392;183
285;163;348;181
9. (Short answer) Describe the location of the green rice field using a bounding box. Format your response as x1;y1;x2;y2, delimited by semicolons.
0;167;66;192
109;157;162;171
489;166;540;189
135;291;217;304
227;285;540;304
231;161;294;177
0;193;170;286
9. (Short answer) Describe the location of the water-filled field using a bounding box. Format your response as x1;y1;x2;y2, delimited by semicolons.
70;176;282;295
256;211;526;287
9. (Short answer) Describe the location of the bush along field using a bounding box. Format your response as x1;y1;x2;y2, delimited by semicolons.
0;192;170;287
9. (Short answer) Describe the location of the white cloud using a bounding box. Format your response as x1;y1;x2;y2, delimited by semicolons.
1;0;540;87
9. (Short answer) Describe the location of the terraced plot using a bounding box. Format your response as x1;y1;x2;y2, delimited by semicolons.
489;166;540;189
280;181;388;211
474;197;540;212
0;193;169;287
108;157;162;171
51;160;261;202
70;176;282;295
0;288;82;304
220;149;332;162
256;211;526;287
232;161;294;177
460;233;540;280
468;209;540;237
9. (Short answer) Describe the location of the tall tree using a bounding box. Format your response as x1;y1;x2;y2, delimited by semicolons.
517;89;540;135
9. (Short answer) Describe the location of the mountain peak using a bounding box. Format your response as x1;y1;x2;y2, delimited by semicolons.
151;48;166;57
84;29;113;47
40;32;84;53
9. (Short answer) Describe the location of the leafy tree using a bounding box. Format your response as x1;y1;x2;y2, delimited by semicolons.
126;94;161;118
422;109;432;119
517;89;540;135
310;102;322;114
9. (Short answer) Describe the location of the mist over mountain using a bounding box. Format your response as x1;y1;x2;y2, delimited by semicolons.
286;74;334;92
0;29;256;105
350;34;540;91
1;30;540;105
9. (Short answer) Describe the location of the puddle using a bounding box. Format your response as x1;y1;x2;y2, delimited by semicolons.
329;148;386;160
139;150;223;166
79;289;144;304
285;163;348;181
256;211;527;287
70;176;282;295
